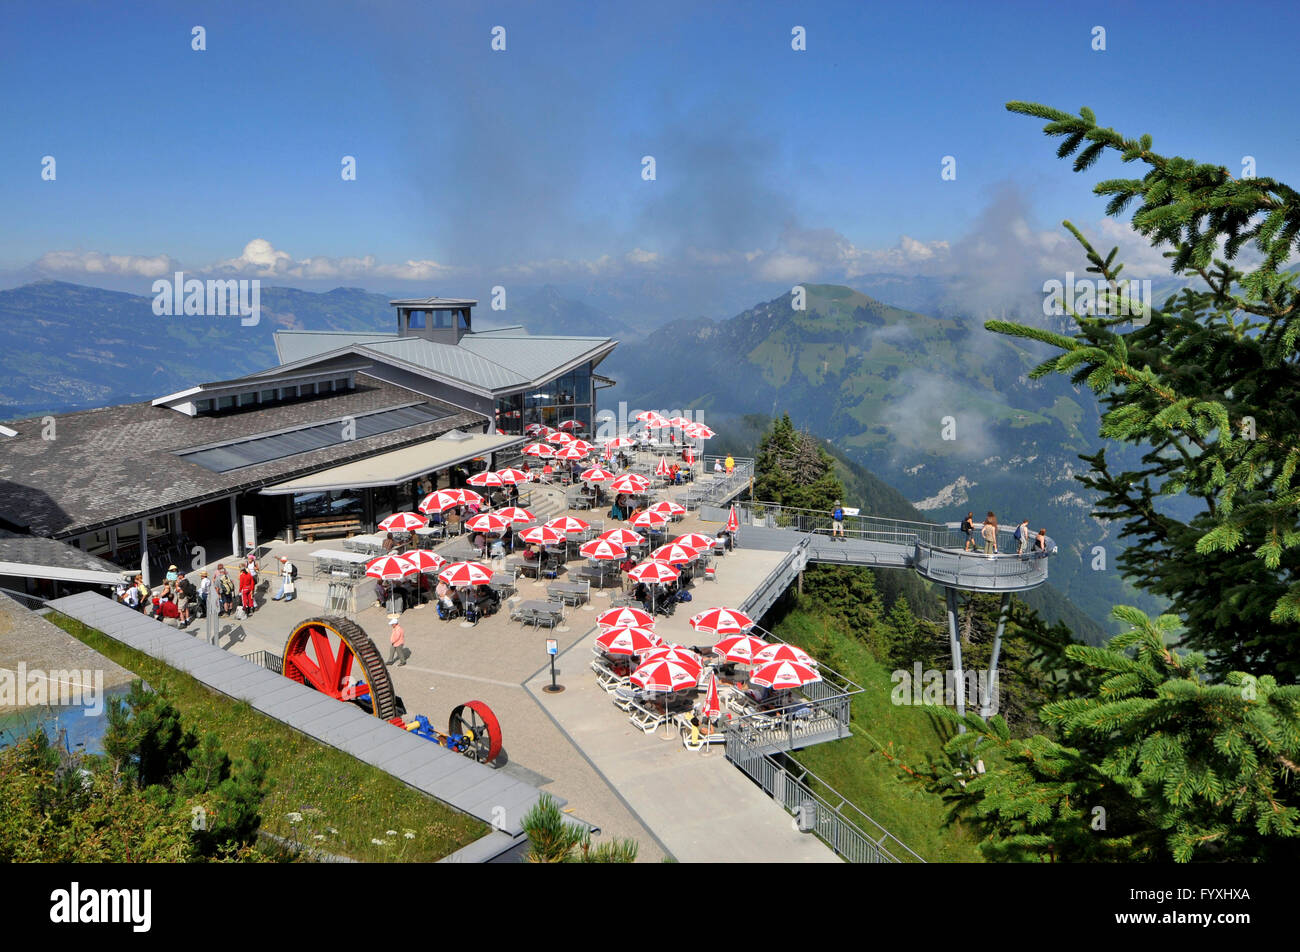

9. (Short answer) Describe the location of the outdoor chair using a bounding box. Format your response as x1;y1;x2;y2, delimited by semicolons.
628;699;666;734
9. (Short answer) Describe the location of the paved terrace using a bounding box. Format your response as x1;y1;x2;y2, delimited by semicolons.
143;464;838;862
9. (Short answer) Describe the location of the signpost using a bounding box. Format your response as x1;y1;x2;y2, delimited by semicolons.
542;638;564;694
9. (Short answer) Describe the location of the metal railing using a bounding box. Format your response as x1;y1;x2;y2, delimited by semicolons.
726;729;925;863
739;540;808;619
240;649;283;674
684;457;755;509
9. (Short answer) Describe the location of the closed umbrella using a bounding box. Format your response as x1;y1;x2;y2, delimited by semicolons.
698;672;722;754
654;456;671;478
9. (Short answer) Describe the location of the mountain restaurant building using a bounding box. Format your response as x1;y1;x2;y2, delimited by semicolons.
0;296;617;591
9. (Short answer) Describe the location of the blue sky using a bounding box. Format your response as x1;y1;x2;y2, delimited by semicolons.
3;0;1298;312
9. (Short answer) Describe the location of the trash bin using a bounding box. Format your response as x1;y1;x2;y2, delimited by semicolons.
797;799;817;832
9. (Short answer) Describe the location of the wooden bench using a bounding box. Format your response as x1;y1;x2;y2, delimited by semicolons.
298;516;363;543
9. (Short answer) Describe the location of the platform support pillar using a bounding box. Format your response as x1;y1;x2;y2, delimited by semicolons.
981;592;1011;718
945;586;966;733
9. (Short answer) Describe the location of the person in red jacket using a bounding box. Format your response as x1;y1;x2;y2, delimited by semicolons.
238;566;256;614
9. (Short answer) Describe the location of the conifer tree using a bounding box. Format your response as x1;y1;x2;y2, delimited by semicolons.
989;103;1300;679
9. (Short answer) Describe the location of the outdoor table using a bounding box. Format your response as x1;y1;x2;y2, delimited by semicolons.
514;599;564;629
311;548;368;579
547;580;589;606
414;526;443;548
345;534;386;556
488;572;517;597
513;557;540;579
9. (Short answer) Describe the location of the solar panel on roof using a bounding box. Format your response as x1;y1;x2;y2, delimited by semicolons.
176;404;450;473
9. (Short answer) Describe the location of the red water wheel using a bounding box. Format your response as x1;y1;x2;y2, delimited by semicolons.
449;700;503;764
283;616;398;720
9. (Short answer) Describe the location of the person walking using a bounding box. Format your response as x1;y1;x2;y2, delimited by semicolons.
831;501;845;540
981;512;999;558
1014;518;1031;555
385;617;408;666
273;556;297;601
238;565;255;615
961;512;975;551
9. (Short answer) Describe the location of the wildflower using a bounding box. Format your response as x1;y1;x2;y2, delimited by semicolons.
404;832;415;840
386;829;397;835
286;812;303;824
314;835;325;841
370;838;388;846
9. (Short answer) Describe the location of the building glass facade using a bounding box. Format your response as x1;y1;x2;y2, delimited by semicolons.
496;361;594;434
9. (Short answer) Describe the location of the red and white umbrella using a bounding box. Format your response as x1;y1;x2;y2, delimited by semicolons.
544;516;591;535
634;410;668;426
595;625;661;656
654;456;671;477
631;657;698;693
525;422;545;435
599;528;645;547
465;512;510;534
683;422;715;439
444;488;484;507
405;549;447;574
691;608;757;636
366;554;417;580
520;525;565;547
597;606;655;630
523;442;555;458
650;543;700;566
750;659;821;690
630;510;669;529
581;466;616;483
554;444;589;461
666;416;693;428
648;500;686;518
378;511;427;532
627;560;679;583
580;538;627;561
753;643;818;667
712;634;770;664
640;644;703;674
547;431;574;444
609;473;650;494
419;490;466;514
604;436;637;451
495;468;531;484
494;506;535;524
437;560;493;587
700;673;722;718
674;532;716;550
559;420;585;431
467;470;506;488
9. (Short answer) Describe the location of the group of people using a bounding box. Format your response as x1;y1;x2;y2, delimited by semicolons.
960;512;1049;557
114;553;299;624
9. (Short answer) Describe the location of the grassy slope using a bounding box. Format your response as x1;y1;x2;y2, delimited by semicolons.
772;607;984;863
49;614;485;861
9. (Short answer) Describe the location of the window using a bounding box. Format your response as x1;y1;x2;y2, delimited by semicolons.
335;377;350;391
217;395;236;411
408;309;427;329
195;398;213;413
457;308;470;330
319;380;333;394
261;389;277;402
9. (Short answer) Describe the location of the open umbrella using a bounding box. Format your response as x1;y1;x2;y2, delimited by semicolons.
405;549;446;574
609;473;651;494
554;443;589;461
494;506;535;524
648;500;686;518
465;512;510;534
599;528;645;548
597;606;655;630
419;490;465;514
366;554;417;613
544;516;591;535
559;420;585;431
495;468;531;484
627;560;678;584
634;410;668;426
519;525;565;547
690;607;756;636
750;659;821;690
595;625;661;656
378;511;427;532
753;643;818;666
547;431;574;444
467;470;506;488
711;633;769;664
581;466;616;483
579;538;627;561
437;560;493;587
631;657;698;693
640;644;703;675
604;436;637;451
674;532;716;550
525;423;545;435
630;510;669;530
650;542;699;566
523;442;555;458
683;422;715;439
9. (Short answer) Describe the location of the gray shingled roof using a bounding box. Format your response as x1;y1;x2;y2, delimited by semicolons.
0;529;125;574
0;375;483;538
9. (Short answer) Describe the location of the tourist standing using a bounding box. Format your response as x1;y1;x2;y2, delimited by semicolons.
725;454;735;476
197;570;211;618
385;617;408;666
981;512;999;557
273;556;297;602
238;566;255;614
961;512;975;551
1014;519;1031;555
831;501;845;540
216;565;235;615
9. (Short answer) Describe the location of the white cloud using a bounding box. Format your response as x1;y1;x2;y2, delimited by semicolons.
35;250;178;278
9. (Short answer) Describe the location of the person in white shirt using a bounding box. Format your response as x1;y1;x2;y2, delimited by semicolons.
273;556;297;601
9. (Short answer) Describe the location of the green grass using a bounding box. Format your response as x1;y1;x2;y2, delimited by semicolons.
772;608;985;863
48;613;486;862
